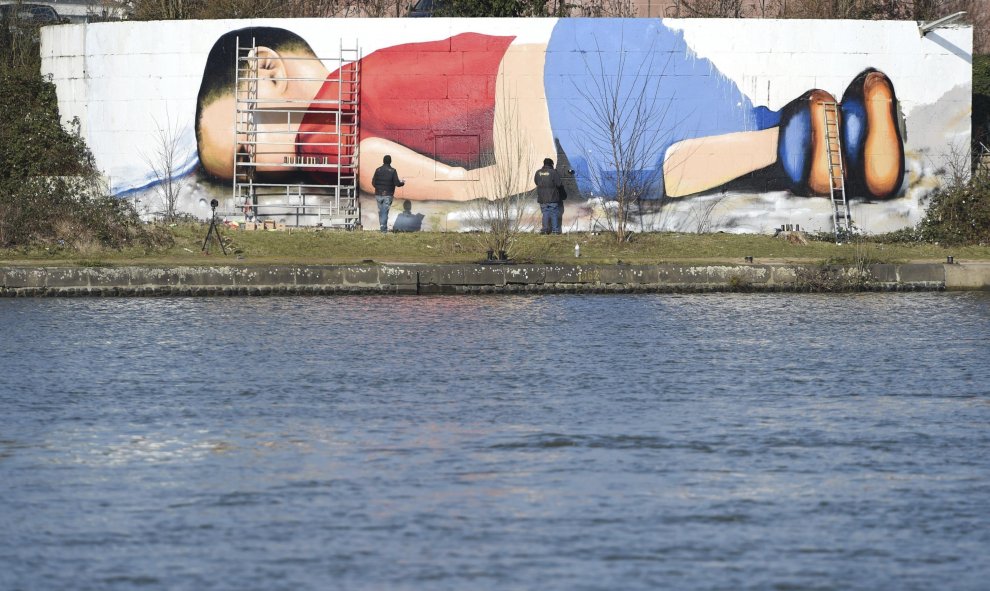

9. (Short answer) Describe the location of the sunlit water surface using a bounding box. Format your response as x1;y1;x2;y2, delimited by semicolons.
1;293;989;591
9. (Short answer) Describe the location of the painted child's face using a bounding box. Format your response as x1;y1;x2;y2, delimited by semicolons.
198;48;323;180
198;93;313;180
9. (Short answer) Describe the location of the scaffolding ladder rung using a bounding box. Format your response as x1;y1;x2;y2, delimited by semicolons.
232;35;362;229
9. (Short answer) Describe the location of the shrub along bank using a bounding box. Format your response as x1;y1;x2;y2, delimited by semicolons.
0;17;170;251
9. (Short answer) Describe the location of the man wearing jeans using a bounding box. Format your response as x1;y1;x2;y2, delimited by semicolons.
534;158;564;234
371;155;404;232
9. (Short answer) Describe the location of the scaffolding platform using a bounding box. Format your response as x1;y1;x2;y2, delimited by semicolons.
232;36;361;229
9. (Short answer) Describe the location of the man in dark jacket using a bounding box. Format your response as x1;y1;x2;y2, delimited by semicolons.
371;155;405;233
534;157;564;234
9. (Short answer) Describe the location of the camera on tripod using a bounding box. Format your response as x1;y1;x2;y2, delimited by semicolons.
202;198;227;255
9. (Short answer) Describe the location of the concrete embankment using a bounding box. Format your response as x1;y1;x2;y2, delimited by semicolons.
2;262;989;296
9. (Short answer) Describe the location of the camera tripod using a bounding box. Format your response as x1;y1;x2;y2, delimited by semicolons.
201;199;227;255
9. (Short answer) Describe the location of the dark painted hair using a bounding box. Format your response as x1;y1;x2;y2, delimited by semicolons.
195;27;315;163
544;158;554;167
383;155;392;165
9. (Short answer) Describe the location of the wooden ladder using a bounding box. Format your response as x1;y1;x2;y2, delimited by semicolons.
822;102;851;241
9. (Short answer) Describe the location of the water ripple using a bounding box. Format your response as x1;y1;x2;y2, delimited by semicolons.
1;293;989;590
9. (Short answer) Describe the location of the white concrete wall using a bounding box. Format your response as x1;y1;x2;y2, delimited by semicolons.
40;18;972;234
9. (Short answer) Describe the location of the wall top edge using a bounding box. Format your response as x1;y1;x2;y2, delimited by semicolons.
39;17;974;28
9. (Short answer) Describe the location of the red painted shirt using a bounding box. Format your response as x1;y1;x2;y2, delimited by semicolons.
296;33;514;181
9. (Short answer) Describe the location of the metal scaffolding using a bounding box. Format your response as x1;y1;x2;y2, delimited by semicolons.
232;36;361;228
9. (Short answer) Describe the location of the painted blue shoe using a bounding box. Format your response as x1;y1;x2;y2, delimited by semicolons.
777;89;837;196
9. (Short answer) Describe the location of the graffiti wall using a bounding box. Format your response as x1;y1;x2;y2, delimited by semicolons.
41;18;972;234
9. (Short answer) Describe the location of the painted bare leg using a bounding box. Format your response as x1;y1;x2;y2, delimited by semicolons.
359;137;515;202
662;71;903;201
662;128;779;198
663;90;838;198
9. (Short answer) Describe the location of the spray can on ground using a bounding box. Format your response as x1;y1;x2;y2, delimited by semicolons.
574;243;580;258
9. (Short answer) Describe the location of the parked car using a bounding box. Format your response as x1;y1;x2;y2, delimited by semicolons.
1;2;67;42
407;0;439;17
0;3;67;26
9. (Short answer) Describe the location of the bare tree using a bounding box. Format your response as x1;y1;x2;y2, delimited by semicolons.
774;0;986;52
128;0;367;19
935;138;974;190
782;0;869;18
946;0;990;55
680;0;744;17
685;191;728;233
752;0;784;17
977;142;990;176
575;0;638;17
355;0;408;17
141;111;193;222
85;1;129;21
0;1;43;71
571;37;676;243
129;0;196;20
469;96;536;259
781;0;943;19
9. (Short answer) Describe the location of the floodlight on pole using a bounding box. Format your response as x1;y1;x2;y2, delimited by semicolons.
919;12;967;36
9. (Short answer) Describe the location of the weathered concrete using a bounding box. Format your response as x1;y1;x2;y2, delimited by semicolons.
944;262;990;290
1;262;987;297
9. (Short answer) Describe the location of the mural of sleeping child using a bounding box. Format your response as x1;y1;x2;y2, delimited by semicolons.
195;21;905;203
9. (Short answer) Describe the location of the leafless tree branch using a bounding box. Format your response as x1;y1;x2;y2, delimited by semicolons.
470;94;535;257
572;35;677;242
141;110;193;222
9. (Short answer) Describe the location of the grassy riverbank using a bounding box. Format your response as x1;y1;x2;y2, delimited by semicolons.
1;224;989;267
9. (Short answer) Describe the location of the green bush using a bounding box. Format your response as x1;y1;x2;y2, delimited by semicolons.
871;226;923;244
0;72;94;180
916;169;990;245
0;71;172;250
0;176;170;250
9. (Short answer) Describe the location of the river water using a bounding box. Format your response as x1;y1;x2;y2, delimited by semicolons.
1;293;989;590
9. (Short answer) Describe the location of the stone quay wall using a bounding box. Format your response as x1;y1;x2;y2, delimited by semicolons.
2;263;989;297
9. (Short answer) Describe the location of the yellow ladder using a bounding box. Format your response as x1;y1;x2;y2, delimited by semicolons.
821;102;851;240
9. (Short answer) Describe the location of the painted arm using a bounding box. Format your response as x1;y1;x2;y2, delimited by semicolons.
359;137;531;202
663;128;779;197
